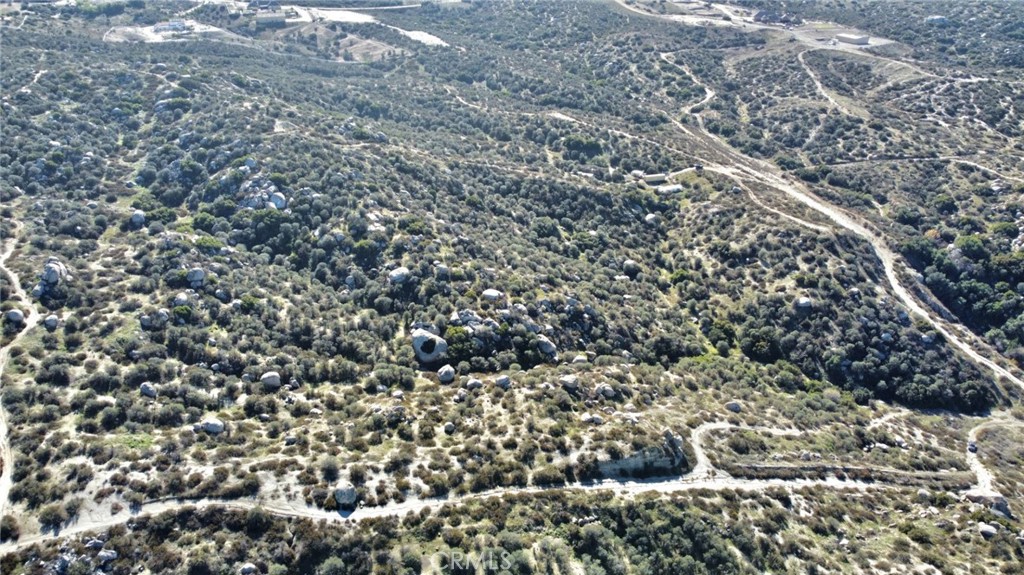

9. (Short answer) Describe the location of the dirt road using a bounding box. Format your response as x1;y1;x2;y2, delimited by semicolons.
0;220;40;522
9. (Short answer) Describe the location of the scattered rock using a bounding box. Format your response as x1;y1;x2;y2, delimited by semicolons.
388;266;411;284
917;488;931;501
260;371;282;390
5;309;25;324
536;335;557;356
644;213;658;225
495;375;511;390
595;383;616;399
560;374;579;391
796;296;813;309
412;328;447;362
240;563;258;575
444;422;456;434
725;400;742;413
173;291;191;307
623;259;641;276
201;418;225;434
140;382;158;398
186;267;206;288
465;378;483;390
269;192;287;210
481;288;504;301
130;209;146;227
572;354;589;364
85;539;104;550
97;549;118;563
978;522;998;539
284;435;297;446
438;364;456;384
43;314;59;330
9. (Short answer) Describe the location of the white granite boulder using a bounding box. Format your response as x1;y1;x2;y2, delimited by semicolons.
260;371;282;390
412;328;447;362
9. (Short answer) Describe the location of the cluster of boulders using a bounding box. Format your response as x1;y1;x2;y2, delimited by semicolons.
237;176;288;211
43;539;118;574
139;308;171;330
410;304;565;364
31;257;69;298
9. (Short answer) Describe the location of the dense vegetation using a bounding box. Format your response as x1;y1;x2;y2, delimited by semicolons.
2;0;1023;570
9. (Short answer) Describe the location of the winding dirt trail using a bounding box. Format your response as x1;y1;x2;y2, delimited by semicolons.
688;422;801;479
0;420;884;555
964;416;1024;497
0;220;39;523
3;4;1023;554
797;50;855;116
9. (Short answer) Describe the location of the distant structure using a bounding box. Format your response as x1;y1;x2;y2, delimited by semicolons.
248;0;281;10
255;11;286;26
753;10;802;25
925;15;949;26
643;173;668;185
154;21;190;33
836;33;870;46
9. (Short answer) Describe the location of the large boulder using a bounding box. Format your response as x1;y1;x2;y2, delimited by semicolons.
260;371;282;390
140;382;158;398
40;257;68;285
482;288;504;301
412;328;447;362
5;309;25;324
536;335;557;356
269;192;288;210
388;266;411;284
201;418;225;434
173;291;191;307
130;209;146;227
437;364;456;384
97;550;118;563
334;484;359;509
186;267;206;288
978;522;998;539
725;401;742;413
43;314;59;330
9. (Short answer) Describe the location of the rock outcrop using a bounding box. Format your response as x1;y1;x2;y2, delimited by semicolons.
412;328;447;362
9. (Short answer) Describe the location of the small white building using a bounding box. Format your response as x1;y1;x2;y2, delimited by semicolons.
656;184;683;194
643;173;668;185
836;34;869;46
